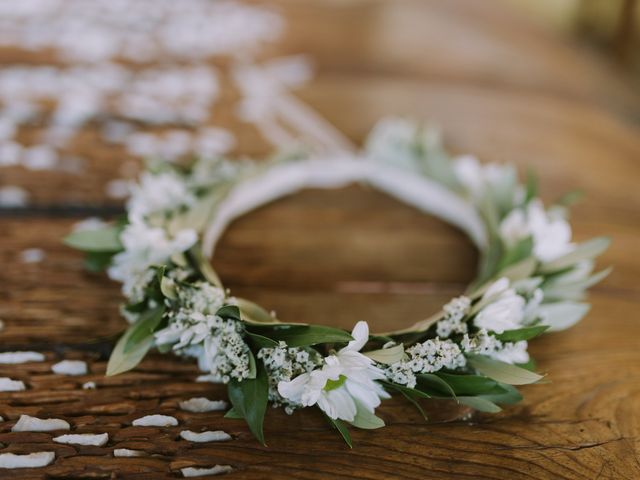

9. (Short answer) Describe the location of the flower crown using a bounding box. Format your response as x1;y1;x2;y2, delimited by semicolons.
65;118;610;446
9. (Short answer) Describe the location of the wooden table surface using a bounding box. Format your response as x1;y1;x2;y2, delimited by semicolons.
1;1;639;478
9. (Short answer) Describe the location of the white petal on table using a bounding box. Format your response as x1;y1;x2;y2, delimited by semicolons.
53;433;108;446
0;351;45;364
12;415;70;432
0;377;26;392
179;430;231;443
181;465;233;477
0;452;55;469
132;414;178;427
179;398;227;413
51;360;88;376
82;381;96;390
113;448;147;457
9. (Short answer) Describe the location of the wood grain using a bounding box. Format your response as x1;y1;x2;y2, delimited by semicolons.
1;0;639;478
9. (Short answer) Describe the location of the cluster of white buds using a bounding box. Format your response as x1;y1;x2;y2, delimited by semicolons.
436;295;471;338
257;342;322;414
384;338;466;389
461;329;529;365
155;309;251;383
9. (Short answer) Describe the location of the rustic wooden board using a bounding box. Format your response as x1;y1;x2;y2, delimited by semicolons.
1;1;639;478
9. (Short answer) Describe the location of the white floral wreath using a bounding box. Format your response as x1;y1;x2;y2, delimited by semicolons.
65;117;610;446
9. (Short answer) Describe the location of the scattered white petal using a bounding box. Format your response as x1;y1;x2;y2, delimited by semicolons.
132;414;178;427
196;374;223;384
0;416;4;422
181;465;233;477
82;381;97;390
53;433;108;446
20;248;45;264
12;415;70;432
73;217;108;232
0;186;29;207
113;448;147;457
179;398;227;413
52;360;88;376
0;452;55;469
105;179;131;199
179;430;231;443
0;351;45;364
0;378;26;392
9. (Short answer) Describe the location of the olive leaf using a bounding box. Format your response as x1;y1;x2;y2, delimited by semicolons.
363;343;404;364
538;237;610;273
247;324;353;347
64;226;123;252
467;354;544;385
349;401;385;430
495;325;549;342
458;396;502;413
536;301;590;331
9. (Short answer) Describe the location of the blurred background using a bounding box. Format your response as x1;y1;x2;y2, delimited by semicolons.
1;0;638;335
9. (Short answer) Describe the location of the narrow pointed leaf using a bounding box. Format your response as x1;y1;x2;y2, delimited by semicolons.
467;354;543;385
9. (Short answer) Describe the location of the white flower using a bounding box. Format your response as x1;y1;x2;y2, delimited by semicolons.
108;220;197;300
277;321;389;422
127;171;195;221
453;155;514;199
499;199;573;262
474;277;525;334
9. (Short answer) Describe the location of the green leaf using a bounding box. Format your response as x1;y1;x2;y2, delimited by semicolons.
224;407;244;419
499;257;537;282
64;226;123;252
160;276;177;300
467;354;544;385
106;308;164;377
245;331;279;349
538;237;610;273
227;363;269;445
83;251;115;272
248;324;353;347
382;381;430;420
416;373;457;399
188;245;223;288
247;350;257;380
542;267;611;302
495;325;549;342
537;301;590;331
458;396;502;413
556;189;584;207
480;384;523;405
123;306;165;353
363;344;405;365
497;237;533;270
236;298;280;325
434;373;502;396
217;305;241;321
524;168;538;203
325;415;352;448
350;401;385;430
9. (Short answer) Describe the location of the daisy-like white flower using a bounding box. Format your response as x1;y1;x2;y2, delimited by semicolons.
474;278;526;334
499;199;573;262
277;321;389;423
